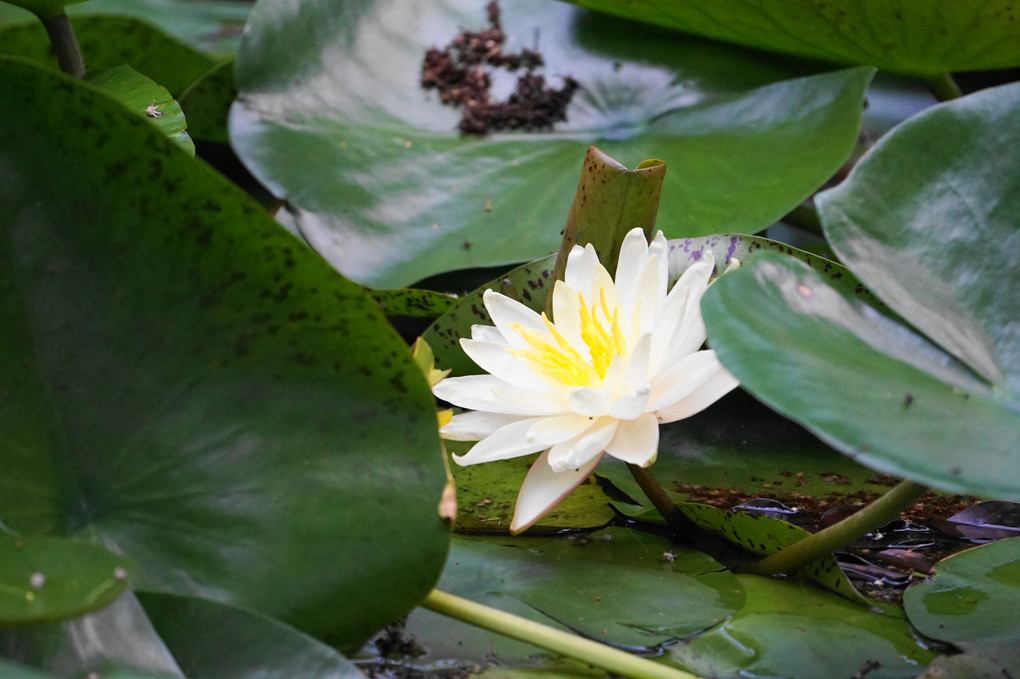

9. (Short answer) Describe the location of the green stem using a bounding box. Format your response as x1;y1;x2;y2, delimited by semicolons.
922;72;962;102
753;480;929;575
628;463;696;538
422;589;701;679
41;12;85;78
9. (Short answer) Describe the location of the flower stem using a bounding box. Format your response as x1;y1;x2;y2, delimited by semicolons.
41;12;85;78
922;73;962;102
421;589;701;679
627;463;696;537
752;480;929;575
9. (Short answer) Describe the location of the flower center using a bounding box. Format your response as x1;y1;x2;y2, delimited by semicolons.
508;289;628;387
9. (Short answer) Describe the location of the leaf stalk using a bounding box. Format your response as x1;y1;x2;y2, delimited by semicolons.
422;589;701;679
752;479;929;575
41;12;85;79
922;73;962;102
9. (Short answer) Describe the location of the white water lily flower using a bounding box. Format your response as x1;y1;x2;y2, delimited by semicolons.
433;228;739;533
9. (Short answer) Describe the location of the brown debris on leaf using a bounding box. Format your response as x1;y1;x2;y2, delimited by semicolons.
421;1;578;135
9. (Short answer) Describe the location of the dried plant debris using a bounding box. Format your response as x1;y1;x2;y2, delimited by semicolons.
421;1;578;135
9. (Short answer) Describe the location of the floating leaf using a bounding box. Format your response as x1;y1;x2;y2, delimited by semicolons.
0;592;185;678
0;534;133;624
904;537;1020;649
679;503;865;604
446;442;614;534
667;574;936;678
0;56;449;649
85;64;194;155
138;592;365;679
230;0;871;286
818;82;1020;395
368;287;458;318
702;253;1020;500
429;530;744;649
561;0;1020;74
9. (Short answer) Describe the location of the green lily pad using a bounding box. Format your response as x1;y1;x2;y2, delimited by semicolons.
426;530;744;650
667;573;937;678
0;15;218;95
138;592;364;679
230;0;872;286
561;0;1020;75
904;537;1020;649
598;390;902;509
817;82;1020;395
85;64;194;155
917;646;1020;679
702;253;1020;500
0;592;186;678
446;442;614;534
0;659;176;679
0;533;133;624
369;287;459;319
0;56;449;648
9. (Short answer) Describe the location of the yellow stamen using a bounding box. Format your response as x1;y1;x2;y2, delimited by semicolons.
508;320;598;387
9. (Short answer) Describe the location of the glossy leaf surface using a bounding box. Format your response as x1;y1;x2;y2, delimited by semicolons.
904;538;1020;648
435;530;744;649
818;82;1020;395
85;65;194;154
0;534;133;624
668;574;936;678
0;593;186;678
702;253;1020;499
139;592;365;679
0;57;448;648
231;0;872;286
562;0;1020;74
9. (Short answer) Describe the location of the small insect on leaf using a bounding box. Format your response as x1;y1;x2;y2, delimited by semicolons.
145;101;162;119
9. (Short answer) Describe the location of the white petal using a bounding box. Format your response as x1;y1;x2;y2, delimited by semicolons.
483;289;544;349
547;418;618;472
650;231;669;294
440;411;523;441
651;352;740;423
613;228;650;314
587;259;619;318
470;324;504;343
550;280;585;354
460;338;554;391
605;413;659;466
567;387;613;416
608;383;650;420
647;350;727;411
509;450;604;534
433;374;568;415
526;413;597;443
453;415;581;466
564;243;598;292
621;333;652;394
633;253;663;337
